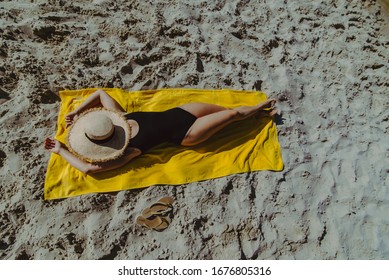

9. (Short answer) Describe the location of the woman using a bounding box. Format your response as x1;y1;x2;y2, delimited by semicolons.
45;89;276;174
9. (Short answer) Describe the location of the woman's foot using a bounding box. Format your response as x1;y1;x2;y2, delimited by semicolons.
234;98;277;120
255;108;278;119
257;98;276;110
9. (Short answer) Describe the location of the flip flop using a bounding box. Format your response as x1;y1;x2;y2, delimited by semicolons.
135;215;171;232
142;196;174;219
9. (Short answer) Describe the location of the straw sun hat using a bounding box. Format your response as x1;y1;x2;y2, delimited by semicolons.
66;108;131;163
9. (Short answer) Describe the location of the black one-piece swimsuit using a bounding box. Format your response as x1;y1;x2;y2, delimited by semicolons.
125;107;197;152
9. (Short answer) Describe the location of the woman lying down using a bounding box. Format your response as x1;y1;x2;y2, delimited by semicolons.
44;89;277;174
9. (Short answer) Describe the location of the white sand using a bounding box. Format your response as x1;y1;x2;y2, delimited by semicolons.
0;0;388;259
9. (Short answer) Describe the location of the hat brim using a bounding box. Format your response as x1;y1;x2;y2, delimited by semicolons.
66;108;131;163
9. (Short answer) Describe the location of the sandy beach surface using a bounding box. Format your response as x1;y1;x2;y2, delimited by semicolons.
0;0;388;259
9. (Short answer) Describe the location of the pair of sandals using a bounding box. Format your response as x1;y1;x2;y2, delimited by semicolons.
136;197;174;232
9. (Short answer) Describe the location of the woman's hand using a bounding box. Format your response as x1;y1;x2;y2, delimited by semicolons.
65;111;78;128
44;138;61;154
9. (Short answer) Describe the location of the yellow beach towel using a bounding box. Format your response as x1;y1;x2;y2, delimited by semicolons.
44;88;283;200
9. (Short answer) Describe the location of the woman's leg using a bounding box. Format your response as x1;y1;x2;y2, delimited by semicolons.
233;99;276;120
179;99;276;118
181;99;276;146
178;102;227;118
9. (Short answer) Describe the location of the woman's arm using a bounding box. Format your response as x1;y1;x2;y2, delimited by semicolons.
65;89;125;127
75;89;125;113
45;138;140;174
86;148;141;174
